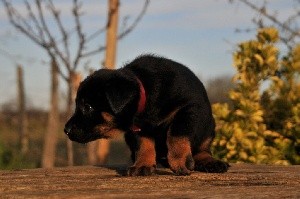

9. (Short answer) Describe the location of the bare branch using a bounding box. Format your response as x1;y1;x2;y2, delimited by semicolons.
3;0;149;78
72;0;86;70
252;17;293;50
81;45;106;58
36;0;73;73
47;0;71;68
85;24;107;43
24;0;45;42
238;0;300;39
2;0;71;79
229;0;300;49
2;0;46;47
81;0;149;58
35;0;55;47
85;6;117;44
48;52;68;81
117;0;149;39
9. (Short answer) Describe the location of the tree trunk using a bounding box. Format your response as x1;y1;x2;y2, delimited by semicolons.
17;65;28;155
66;78;74;166
87;141;98;165
66;72;82;166
95;0;119;165
104;0;119;69
42;59;59;168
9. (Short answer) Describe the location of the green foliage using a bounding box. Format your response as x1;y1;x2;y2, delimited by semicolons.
0;141;22;170
0;142;12;169
212;27;300;165
0;141;36;170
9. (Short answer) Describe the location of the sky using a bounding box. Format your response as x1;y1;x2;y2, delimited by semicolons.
0;0;296;110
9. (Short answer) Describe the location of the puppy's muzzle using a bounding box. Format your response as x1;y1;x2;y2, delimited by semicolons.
64;122;81;142
64;118;76;136
64;124;72;135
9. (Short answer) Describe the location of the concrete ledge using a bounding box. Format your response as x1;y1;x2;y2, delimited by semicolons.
0;164;299;198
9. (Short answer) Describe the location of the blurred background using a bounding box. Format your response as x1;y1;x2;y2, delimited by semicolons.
0;0;299;170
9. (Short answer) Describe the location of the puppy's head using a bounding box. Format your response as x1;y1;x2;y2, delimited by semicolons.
64;69;139;144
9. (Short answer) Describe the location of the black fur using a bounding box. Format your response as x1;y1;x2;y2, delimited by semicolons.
64;54;229;175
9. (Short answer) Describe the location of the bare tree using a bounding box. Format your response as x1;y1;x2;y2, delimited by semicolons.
2;0;149;167
229;0;300;49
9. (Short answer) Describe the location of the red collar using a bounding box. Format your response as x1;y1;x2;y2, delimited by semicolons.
131;78;146;132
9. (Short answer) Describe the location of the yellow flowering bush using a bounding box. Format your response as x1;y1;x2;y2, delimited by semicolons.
212;27;299;165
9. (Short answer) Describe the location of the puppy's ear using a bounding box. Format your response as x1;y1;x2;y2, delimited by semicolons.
105;73;137;114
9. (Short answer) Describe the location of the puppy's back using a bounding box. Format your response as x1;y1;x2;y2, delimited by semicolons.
124;54;210;106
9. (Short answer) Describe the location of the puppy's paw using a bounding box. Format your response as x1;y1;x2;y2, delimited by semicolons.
195;159;229;173
185;154;195;171
127;165;156;176
171;166;191;176
169;154;195;176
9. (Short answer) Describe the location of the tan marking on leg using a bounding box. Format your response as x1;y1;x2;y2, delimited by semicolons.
134;137;156;167
193;137;229;173
194;137;214;164
167;131;194;175
128;136;156;176
199;137;213;152
193;151;215;164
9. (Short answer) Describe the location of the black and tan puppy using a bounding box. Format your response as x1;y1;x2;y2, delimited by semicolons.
64;54;229;176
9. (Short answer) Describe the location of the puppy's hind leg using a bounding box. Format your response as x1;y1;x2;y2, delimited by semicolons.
193;137;229;173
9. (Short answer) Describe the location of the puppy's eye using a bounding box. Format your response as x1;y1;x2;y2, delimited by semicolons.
83;103;93;114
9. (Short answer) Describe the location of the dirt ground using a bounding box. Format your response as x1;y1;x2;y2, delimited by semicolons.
0;164;299;198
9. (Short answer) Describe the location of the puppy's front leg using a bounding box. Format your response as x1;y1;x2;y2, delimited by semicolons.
167;132;195;176
127;136;156;176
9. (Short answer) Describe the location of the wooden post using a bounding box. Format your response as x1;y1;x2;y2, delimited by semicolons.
66;77;74;166
87;140;98;165
17;65;28;155
66;72;82;166
104;0;119;69
96;0;119;165
42;59;59;168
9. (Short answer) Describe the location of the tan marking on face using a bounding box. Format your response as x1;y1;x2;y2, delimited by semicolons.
134;137;156;167
93;112;123;138
93;125;123;138
101;112;114;123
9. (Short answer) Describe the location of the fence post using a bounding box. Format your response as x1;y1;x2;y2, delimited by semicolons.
17;65;28;155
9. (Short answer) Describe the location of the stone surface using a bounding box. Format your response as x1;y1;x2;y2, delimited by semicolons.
0;164;299;198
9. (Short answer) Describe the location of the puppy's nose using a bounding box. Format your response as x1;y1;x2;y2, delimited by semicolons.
64;125;72;135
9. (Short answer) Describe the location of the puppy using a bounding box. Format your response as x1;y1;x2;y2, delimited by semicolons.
64;54;229;176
